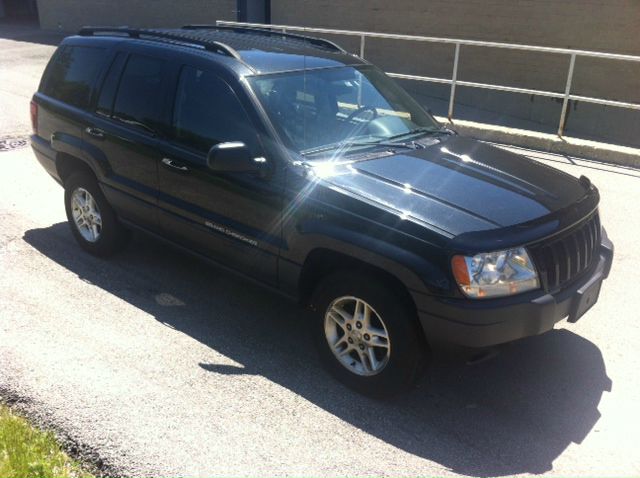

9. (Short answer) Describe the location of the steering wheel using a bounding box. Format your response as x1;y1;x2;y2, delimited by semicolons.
345;105;378;123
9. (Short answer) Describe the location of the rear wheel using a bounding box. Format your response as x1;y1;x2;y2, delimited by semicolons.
311;271;428;397
64;171;129;256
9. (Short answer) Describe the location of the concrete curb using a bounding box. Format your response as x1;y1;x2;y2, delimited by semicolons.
435;116;640;169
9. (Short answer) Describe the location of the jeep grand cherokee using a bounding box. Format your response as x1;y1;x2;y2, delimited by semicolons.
30;25;614;395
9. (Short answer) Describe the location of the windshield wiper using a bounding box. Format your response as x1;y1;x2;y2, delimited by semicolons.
302;139;419;156
385;127;445;142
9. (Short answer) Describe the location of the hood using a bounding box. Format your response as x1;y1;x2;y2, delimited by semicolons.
314;136;595;237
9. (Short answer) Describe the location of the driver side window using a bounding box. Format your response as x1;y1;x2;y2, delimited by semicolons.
172;66;257;155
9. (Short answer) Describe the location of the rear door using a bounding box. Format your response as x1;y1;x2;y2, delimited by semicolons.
156;65;283;285
83;48;178;232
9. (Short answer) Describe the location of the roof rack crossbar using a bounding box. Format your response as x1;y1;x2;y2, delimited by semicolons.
78;26;252;69
181;24;346;53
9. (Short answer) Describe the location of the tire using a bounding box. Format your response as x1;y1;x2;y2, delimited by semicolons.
310;270;428;397
64;171;129;257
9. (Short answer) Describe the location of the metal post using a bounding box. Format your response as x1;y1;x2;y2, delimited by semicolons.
448;43;461;120
357;35;366;107
558;53;576;137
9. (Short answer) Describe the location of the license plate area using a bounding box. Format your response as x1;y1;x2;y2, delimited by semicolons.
568;278;602;323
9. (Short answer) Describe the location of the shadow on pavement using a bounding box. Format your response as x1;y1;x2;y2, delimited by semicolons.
23;222;612;476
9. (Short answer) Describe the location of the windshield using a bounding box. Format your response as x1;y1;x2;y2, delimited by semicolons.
248;65;442;158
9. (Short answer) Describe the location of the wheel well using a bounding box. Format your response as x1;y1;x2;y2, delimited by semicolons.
299;248;418;317
56;153;95;185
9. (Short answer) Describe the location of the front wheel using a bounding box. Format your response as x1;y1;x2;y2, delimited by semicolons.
311;271;428;397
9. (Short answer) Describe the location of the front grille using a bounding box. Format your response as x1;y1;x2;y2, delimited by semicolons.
529;212;601;292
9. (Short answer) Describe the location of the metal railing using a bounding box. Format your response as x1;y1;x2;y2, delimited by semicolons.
217;20;640;137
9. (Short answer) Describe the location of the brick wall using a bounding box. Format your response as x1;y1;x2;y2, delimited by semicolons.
37;0;237;31
273;0;640;53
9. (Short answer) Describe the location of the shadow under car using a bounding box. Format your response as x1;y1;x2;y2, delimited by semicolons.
23;222;612;476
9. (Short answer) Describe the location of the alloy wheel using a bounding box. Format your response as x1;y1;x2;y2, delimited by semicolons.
324;296;391;376
71;187;102;243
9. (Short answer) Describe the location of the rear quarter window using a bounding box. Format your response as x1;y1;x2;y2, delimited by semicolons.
42;45;106;110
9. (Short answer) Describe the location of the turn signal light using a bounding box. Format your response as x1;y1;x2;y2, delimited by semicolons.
451;255;470;286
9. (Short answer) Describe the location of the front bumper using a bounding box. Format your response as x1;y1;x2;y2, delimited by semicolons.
415;233;614;348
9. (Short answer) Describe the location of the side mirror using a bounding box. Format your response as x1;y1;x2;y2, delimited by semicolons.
207;142;265;173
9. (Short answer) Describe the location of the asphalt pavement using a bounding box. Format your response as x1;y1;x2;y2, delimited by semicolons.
1;23;639;477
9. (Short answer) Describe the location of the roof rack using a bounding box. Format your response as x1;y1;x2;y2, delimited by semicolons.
77;26;254;70
181;24;346;53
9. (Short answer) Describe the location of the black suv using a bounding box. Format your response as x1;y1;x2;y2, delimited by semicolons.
31;25;613;396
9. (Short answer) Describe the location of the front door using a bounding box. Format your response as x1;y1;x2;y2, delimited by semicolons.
157;65;282;285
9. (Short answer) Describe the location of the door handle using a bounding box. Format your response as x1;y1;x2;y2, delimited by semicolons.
161;157;189;172
85;127;106;139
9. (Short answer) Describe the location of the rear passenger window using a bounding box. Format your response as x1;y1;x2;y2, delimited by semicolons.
172;66;258;154
42;45;106;109
96;52;127;117
112;54;168;135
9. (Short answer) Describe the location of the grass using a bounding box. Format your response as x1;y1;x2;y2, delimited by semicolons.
0;404;92;478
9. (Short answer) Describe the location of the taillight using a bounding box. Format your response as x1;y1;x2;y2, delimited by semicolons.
30;100;38;135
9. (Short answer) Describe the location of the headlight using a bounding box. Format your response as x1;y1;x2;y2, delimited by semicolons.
451;247;539;299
